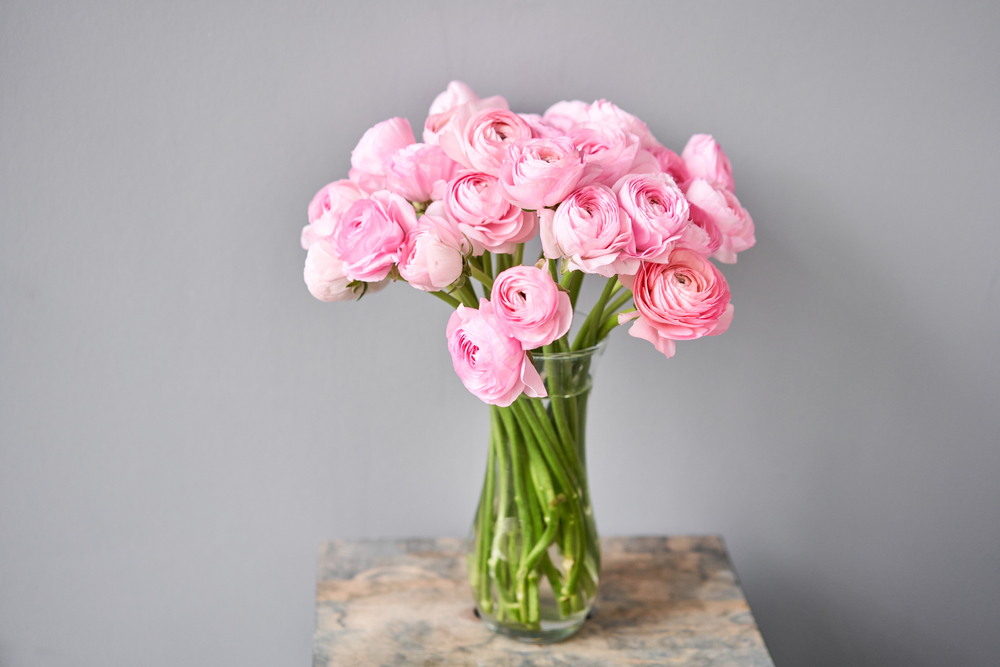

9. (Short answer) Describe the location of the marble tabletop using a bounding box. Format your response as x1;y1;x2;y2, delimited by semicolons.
313;535;775;666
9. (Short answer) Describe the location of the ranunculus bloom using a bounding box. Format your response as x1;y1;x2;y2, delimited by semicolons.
446;300;547;406
423;82;510;147
615;173;690;263
303;240;388;302
542;100;591;132
681;134;734;193
587;99;658;148
397;214;469;292
619;250;734;358
384;143;460;203
490;266;573;350
498;137;594;210
569;122;641;187
647;145;691;187
439;107;533;176
676;203;723;257
349;118;416;194
684;178;755;263
301;180;364;249
444;171;537;254
517;113;565;139
332;191;416;282
540;184;638;277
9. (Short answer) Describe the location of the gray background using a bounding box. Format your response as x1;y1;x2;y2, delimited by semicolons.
1;1;998;665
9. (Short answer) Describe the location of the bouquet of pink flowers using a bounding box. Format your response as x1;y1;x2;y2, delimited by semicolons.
300;81;754;640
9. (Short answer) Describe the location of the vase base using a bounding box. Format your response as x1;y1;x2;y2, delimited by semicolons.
474;605;588;644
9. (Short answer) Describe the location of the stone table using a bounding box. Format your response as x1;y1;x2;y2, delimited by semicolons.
313;536;775;666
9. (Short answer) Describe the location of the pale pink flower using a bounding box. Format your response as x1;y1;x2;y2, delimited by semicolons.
397;214;470;292
303;240;388;302
349;118;416;194
569;122;641;187
542;100;591;132
498;137;595;210
444;171;537;254
517;113;565;139
384;143;460;203
540;184;638;277
587;99;658;148
647;145;691;187
676;203;723;257
423;83;504;146
301;180;364;249
615;172;690;263
439;107;533;175
332;191;416;282
490;266;573;350
619;250;734;358
681;134;735;193
684;178;755;263
446;300;547;406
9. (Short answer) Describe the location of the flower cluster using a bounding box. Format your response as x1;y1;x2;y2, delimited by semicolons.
301;81;754;404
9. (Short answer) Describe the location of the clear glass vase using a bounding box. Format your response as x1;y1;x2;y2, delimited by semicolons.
467;341;606;644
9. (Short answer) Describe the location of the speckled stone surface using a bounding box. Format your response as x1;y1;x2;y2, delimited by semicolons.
313;536;775;666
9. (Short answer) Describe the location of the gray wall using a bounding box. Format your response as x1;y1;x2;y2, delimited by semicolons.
2;1;998;665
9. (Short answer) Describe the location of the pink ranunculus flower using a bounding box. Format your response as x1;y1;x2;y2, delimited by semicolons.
439;107;533;176
676;203;723;257
587;99;658;148
332;190;416;282
301;179;365;249
684;178;755;263
397;214;470;292
517;113;565;139
615;172;690;263
498;137;595;210
681;134;735;193
618;250;734;358
348;118;416;195
444;171;537;254
542;100;591;132
540;184;639;277
569;122;641;187
303;240;388;302
490;266;573;350
384;143;460;203
648;145;691;187
423;81;490;145
446;300;547;406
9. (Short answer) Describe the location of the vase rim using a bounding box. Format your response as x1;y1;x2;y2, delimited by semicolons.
531;338;608;361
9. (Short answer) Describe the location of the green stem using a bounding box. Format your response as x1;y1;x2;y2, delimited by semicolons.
430;290;461;309
568;271;585;310
548;258;559;282
572;276;618;351
513;243;524;266
470;266;494;292
603;288;633;317
481;251;492;279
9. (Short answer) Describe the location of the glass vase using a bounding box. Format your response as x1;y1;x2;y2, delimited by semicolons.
467;341;606;644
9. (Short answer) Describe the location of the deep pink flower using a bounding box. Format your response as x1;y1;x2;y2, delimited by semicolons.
619;250;734;358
